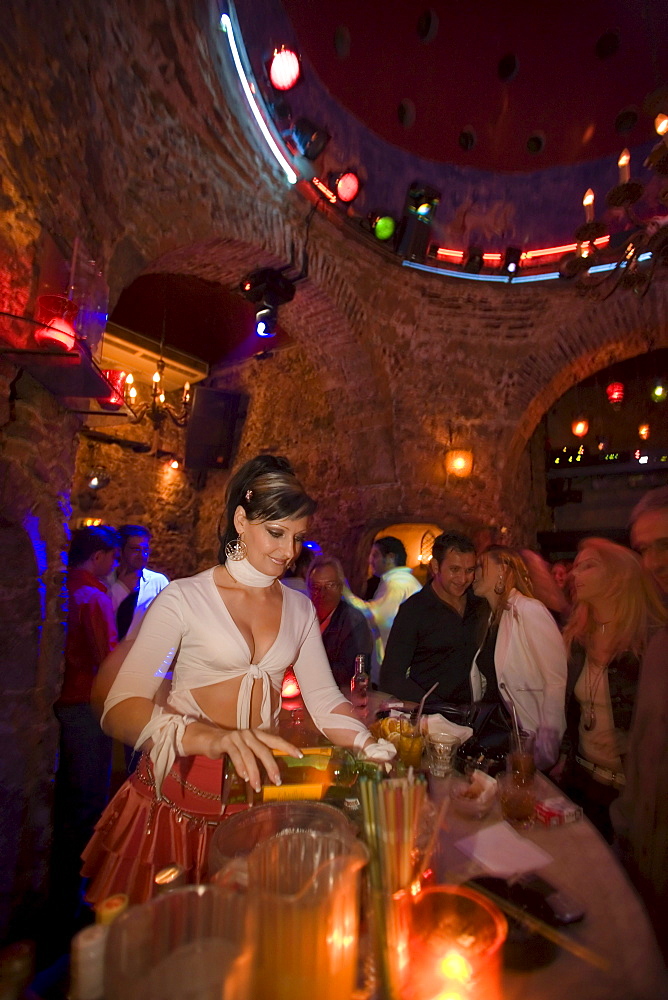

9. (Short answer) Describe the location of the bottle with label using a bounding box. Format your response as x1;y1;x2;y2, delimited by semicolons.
222;746;358;807
350;654;370;713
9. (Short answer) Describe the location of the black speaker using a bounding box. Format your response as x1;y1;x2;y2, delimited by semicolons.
184;386;248;470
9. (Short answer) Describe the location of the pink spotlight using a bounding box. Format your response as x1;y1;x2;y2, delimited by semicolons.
269;47;300;91
336;171;360;203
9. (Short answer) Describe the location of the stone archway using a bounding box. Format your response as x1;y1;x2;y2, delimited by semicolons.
499;278;668;519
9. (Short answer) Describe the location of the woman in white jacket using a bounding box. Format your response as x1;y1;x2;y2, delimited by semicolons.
472;546;568;770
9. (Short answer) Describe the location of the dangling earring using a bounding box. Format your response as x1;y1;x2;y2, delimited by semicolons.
494;575;505;595
225;535;247;561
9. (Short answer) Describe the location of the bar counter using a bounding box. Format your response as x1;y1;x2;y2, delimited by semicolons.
280;690;668;1000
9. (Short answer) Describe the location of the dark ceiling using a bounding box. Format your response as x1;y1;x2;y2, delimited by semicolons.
283;0;668;172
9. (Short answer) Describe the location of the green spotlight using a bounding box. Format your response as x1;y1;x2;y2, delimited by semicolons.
372;215;396;241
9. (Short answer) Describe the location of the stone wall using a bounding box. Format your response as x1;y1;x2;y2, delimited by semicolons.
0;365;79;941
1;0;668;942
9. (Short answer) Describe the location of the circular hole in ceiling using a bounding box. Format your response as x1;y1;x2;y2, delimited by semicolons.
526;132;546;154
417;9;439;43
498;53;519;82
615;107;638;133
334;25;351;60
398;98;416;128
596;29;620;60
458;127;477;152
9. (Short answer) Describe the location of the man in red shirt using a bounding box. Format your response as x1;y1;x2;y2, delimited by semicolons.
51;525;120;933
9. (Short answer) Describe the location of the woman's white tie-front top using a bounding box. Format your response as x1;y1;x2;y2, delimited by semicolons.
102;566;372;794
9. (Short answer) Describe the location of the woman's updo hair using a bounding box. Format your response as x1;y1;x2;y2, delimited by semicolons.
218;454;317;561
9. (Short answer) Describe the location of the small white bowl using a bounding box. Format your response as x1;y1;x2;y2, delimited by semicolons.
449;770;497;819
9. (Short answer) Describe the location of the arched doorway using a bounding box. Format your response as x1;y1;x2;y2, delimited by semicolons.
534;349;668;561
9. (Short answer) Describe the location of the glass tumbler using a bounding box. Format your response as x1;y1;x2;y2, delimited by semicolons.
425;733;461;777
496;770;536;829
398;713;424;768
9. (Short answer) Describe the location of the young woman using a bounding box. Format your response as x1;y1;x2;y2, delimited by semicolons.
556;537;666;840
472;545;568;770
82;455;394;902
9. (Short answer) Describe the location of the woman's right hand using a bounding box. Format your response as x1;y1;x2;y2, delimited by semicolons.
181;721;303;793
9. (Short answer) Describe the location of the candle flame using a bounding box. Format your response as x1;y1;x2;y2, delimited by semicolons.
439;950;472;983
655;113;668;137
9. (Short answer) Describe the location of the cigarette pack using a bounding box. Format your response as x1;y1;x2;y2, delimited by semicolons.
535;796;583;827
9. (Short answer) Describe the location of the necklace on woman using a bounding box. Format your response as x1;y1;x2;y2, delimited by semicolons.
583;658;609;732
593;618;613;634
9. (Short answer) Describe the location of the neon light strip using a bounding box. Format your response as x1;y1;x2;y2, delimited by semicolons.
436;249;463;262
404;252;655;283
312;177;337;203
524;236;609;259
433;235;611;266
403;261;514;282
219;13;299;185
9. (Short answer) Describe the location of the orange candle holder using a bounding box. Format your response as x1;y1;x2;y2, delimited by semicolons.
401;885;507;1000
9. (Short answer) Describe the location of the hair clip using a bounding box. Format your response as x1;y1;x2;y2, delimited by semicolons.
245;489;253;501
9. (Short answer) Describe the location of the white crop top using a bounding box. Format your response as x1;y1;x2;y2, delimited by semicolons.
103;566;373;794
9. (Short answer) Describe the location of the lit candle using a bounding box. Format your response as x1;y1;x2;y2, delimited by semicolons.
583;189;595;222
617;149;630;183
656;113;668;148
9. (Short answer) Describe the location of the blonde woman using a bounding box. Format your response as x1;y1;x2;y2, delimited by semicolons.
472;546;568;770
557;538;667;840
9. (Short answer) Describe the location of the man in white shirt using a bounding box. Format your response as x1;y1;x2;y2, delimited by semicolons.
344;536;422;685
108;524;169;641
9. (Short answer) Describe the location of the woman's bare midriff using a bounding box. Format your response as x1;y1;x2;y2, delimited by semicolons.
190;674;280;730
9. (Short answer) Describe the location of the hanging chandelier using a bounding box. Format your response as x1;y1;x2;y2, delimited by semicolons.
559;116;668;298
128;357;191;454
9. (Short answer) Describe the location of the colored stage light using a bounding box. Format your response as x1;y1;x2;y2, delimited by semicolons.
290;118;330;160
502;247;523;276
334;171;360;203
269;47;300;91
371;215;396;241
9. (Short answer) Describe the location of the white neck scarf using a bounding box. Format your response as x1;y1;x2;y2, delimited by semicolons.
225;557;276;588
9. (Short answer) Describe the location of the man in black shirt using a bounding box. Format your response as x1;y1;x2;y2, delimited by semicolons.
379;532;487;704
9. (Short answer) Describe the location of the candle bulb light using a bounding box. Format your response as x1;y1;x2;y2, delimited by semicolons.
656;113;668;148
617;149;630;184
582;189;595;222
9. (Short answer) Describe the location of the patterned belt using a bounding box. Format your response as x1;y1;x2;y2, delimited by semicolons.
575;755;625;789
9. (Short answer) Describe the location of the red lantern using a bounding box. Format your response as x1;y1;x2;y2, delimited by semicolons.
34;293;79;351
606;382;624;406
98;370;128;410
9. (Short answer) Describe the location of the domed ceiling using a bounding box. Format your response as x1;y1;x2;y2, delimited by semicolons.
282;0;668;172
228;0;668;251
